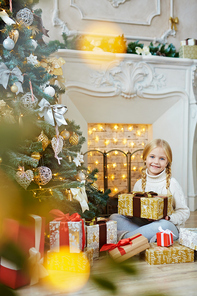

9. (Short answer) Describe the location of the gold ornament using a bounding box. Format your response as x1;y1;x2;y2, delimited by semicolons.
11;83;18;93
77;171;86;181
60;129;70;140
169;17;179;31
9;30;19;43
39;57;65;76
31;152;41;161
92;182;98;190
34;166;52;186
15;167;34;189
64;189;73;201
37;131;50;151
69;132;79;145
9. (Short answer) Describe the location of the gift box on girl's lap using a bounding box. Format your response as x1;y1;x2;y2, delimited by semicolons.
0;215;45;289
179;228;197;251
101;233;150;262
49;210;85;253
145;241;194;265
86;220;117;259
118;191;173;220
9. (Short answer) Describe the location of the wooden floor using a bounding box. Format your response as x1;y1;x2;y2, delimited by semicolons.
18;212;197;296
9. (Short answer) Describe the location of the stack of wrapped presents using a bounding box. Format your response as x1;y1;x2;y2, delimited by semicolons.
179;38;197;59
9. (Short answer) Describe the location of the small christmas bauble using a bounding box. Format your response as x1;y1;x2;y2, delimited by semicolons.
92;182;98;190
44;86;55;97
77;171;86;181
15;168;34;189
34;166;52;186
16;8;34;27
20;92;38;110
51;135;64;155
37;131;50;151
11;83;18;93
3;37;15;50
29;39;38;50
31;151;41;161
60;129;70;140
69;132;79;145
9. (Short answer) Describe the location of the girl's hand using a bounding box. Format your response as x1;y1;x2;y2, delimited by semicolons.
165;216;170;220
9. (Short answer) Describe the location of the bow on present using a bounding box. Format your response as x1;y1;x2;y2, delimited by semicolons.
0;63;24;94
100;234;142;255
169;17;179;31
70;187;89;213
49;210;85;250
38;98;67;127
28;215;48;285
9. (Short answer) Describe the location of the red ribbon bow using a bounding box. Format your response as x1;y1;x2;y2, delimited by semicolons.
49;209;85;250
100;234;142;255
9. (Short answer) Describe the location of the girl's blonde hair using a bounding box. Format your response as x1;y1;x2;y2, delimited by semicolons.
141;139;172;191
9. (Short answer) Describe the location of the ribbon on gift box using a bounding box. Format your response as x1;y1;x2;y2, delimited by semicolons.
28;215;48;285
100;234;142;255
49;210;85;250
156;226;176;246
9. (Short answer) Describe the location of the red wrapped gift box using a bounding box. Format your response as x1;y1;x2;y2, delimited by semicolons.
0;215;45;289
156;227;174;247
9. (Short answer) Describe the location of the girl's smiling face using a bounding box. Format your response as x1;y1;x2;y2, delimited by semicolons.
146;146;168;176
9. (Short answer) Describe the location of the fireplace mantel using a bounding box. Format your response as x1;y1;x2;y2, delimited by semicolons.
56;49;197;211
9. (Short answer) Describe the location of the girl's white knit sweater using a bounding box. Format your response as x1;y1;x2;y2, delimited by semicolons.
133;169;190;229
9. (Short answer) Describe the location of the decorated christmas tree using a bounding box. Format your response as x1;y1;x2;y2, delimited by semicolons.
0;0;110;222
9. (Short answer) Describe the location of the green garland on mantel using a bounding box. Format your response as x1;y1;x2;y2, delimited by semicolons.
49;33;179;58
127;40;179;57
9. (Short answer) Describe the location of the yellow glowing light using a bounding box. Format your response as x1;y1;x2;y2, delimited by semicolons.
88;129;92;135
141;142;145;146
142;127;146;132
136;130;141;136
114;125;118;130
114;150;118;155
130;142;135;147
20;114;23;117
141;154;143;159
98;125;103;131
107;164;109;168
112;163;117;168
131;155;135;159
95;136;99;142
92;128;96;132
121;127;124;132
95;160;99;165
45;247;90;293
128;126;133;131
111;174;115;180
90;152;92;156
132;166;137;171
113;138;118;143
105;139;110;146
122;174;126;179
114;187;118;192
123;139;127;145
124;163;127;167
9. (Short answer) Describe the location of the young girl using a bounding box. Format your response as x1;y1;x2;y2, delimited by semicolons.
109;139;190;242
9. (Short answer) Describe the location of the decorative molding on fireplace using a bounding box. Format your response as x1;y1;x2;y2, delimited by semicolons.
52;0;176;43
89;61;166;99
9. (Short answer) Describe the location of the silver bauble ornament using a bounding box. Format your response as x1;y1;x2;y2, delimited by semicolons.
34;166;52;186
44;86;55;97
16;8;34;27
20;92;38;110
3;37;15;50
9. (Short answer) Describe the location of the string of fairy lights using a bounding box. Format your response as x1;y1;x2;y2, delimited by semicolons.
87;123;150;194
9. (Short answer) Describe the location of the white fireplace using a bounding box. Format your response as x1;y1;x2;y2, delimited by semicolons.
57;49;197;211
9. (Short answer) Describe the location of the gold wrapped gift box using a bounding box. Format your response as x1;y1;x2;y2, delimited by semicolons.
109;233;150;262
179;45;197;59
118;192;173;220
145;241;194;265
